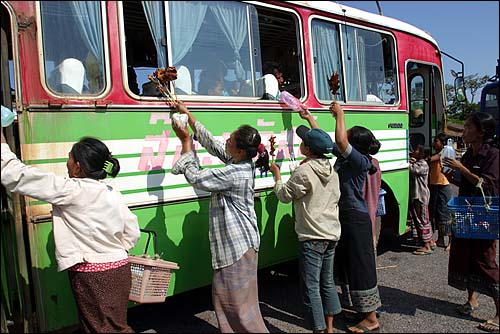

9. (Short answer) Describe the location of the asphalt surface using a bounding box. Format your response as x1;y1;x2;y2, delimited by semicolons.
127;227;498;333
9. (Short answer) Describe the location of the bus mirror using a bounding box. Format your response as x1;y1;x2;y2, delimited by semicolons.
454;76;466;102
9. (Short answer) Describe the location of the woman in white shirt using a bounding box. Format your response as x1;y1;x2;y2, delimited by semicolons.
1;131;140;333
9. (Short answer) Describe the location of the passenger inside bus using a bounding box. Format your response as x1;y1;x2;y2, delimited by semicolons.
411;108;425;127
257;61;283;100
174;66;193;95
48;58;86;95
197;63;227;96
142;81;162;97
127;66;140;95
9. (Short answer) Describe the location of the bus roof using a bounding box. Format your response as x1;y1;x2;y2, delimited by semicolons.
288;1;439;48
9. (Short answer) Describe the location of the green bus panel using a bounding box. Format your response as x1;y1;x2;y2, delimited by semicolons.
19;108;408;331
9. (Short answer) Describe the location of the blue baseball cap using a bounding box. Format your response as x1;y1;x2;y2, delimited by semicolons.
296;125;334;154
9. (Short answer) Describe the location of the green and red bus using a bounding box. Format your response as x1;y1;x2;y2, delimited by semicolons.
1;1;447;332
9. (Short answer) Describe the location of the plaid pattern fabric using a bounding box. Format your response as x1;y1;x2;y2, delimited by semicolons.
172;121;260;269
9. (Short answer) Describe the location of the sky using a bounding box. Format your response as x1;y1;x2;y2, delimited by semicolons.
339;1;499;100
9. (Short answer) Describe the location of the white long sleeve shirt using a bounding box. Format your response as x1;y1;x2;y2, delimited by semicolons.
1;143;140;271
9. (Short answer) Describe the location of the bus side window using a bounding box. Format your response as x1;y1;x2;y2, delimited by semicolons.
342;26;398;104
122;1;303;100
256;6;302;99
409;75;425;127
40;1;106;96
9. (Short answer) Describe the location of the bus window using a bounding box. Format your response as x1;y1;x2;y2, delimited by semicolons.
40;1;106;95
167;1;259;98
409;74;425;127
255;6;302;99
342;26;397;104
122;1;166;96
122;1;302;100
311;19;343;101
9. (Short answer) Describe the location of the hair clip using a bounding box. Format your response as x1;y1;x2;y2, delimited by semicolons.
102;161;114;175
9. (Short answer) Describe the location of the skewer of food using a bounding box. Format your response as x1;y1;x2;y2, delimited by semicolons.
149;66;189;128
148;66;178;103
327;71;340;100
269;135;276;162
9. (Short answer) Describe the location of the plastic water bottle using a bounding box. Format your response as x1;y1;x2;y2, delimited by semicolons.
441;138;456;173
279;91;306;113
1;105;15;127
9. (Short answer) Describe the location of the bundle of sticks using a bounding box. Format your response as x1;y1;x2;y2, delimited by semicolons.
148;66;178;103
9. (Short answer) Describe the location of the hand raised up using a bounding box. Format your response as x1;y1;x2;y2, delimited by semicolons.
172;121;190;142
329;102;344;118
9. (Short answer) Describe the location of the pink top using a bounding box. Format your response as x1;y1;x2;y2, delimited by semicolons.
363;158;382;236
69;258;129;272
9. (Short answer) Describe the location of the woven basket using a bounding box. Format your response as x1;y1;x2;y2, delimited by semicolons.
129;228;179;303
129;255;179;303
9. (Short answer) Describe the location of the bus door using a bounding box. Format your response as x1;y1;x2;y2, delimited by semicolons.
407;61;446;154
407;61;433;153
1;3;33;332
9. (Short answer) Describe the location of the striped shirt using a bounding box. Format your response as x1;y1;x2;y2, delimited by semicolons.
172;121;260;269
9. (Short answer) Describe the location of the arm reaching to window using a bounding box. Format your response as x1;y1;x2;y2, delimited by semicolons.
329;102;348;154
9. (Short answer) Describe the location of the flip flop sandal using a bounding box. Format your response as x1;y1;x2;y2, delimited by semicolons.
413;250;433;255
346;324;381;333
478;320;499;333
456;302;477;316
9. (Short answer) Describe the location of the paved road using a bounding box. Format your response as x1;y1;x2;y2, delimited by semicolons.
128;228;498;333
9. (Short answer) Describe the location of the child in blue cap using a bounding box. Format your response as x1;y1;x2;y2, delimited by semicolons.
269;109;342;333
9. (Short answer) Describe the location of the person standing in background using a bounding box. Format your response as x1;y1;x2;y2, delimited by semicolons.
409;144;435;255
443;112;499;333
428;133;453;251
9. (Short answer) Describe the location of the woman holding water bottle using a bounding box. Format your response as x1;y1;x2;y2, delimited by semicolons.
443;112;499;333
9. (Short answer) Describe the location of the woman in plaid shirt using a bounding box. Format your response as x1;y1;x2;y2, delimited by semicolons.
171;101;268;333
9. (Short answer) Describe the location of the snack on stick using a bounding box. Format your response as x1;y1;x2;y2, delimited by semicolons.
327;71;340;100
148;74;171;101
149;66;178;103
269;135;276;161
155;67;178;85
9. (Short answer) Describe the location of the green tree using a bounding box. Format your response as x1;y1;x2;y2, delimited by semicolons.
464;74;489;103
446;74;488;121
445;83;462;115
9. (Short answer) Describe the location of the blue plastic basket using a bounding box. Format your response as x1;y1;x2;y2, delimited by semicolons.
447;196;499;240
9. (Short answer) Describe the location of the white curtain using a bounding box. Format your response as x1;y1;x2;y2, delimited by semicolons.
209;1;248;80
344;26;367;101
312;21;342;101
357;35;367;100
169;1;208;66
142;1;166;67
69;1;103;64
